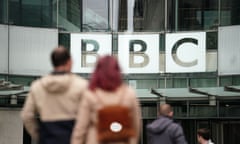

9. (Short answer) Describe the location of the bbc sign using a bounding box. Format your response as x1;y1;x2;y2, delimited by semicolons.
71;32;206;73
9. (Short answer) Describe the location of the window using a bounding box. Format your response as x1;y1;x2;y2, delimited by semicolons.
58;0;81;32
82;0;109;32
0;0;7;24
118;0;165;32
168;0;219;31
9;0;56;28
221;0;240;26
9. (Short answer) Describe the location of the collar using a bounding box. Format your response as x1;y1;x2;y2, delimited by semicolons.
51;71;69;75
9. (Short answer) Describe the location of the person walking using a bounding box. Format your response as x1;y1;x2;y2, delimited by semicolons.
146;104;187;144
21;46;88;144
71;55;141;144
197;128;214;144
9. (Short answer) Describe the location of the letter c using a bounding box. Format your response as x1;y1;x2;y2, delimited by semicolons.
171;38;198;67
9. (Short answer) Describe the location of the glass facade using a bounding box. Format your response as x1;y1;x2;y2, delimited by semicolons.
0;0;7;24
0;0;239;31
1;0;240;144
8;0;57;27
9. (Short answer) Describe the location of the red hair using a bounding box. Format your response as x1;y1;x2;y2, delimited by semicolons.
89;55;123;91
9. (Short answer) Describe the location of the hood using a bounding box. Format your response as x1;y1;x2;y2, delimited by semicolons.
40;74;72;93
147;116;173;134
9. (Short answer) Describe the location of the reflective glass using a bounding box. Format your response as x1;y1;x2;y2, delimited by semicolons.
0;0;7;24
59;33;70;49
190;78;217;87
58;0;81;32
206;31;218;50
220;100;240;117
168;0;219;31
118;0;165;32
9;0;56;27
221;0;240;26
189;102;217;117
82;0;109;32
166;78;188;88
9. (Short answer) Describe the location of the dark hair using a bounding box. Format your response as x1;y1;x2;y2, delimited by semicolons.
51;46;70;67
89;55;122;91
197;128;210;140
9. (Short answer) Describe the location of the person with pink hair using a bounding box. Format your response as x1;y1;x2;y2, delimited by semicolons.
71;55;141;144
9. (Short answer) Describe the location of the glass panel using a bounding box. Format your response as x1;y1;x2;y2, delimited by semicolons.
158;78;165;88
233;75;240;85
206;31;218;50
0;0;7;24
9;0;56;27
118;0;165;32
8;75;36;86
190;78;217;87
221;0;240;26
59;33;70;49
168;101;188;117
168;0;219;31
141;102;157;118
189;101;217;117
136;79;158;89
9;0;20;25
220;100;240;117
222;121;240;144
219;76;233;86
167;78;188;88
0;75;7;80
118;0;127;31
82;0;109;32
58;0;81;32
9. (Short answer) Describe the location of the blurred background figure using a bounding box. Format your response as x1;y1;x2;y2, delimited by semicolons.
21;46;88;144
197;128;214;144
71;55;141;144
146;104;187;144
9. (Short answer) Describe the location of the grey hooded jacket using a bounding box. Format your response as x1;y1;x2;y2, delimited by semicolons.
146;116;187;144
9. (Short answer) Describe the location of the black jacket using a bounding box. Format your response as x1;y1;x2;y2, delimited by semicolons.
146;116;187;144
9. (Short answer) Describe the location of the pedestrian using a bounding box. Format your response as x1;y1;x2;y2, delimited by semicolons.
71;55;141;144
21;46;88;144
146;104;187;144
197;128;214;144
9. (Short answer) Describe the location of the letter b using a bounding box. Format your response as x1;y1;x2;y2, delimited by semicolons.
81;39;99;67
129;40;149;67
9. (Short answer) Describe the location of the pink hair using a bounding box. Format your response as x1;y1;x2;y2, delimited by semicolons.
89;55;123;91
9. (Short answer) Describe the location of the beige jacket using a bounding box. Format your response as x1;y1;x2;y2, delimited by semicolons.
21;73;88;141
71;84;142;144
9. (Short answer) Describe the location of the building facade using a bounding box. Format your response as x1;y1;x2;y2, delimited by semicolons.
1;0;240;144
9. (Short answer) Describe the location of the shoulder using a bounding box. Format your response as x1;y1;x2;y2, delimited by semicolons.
81;89;97;105
71;74;88;84
167;121;184;136
29;77;44;91
122;84;137;98
69;74;88;88
169;122;182;130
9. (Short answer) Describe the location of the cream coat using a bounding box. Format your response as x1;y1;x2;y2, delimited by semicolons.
71;84;141;144
21;73;88;141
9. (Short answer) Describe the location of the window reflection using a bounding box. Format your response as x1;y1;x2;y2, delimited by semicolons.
9;0;56;28
221;0;240;26
168;0;219;31
118;0;165;32
82;0;109;32
0;0;7;24
58;0;81;32
2;0;240;31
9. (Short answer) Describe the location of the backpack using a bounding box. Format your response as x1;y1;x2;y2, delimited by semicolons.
96;90;136;143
